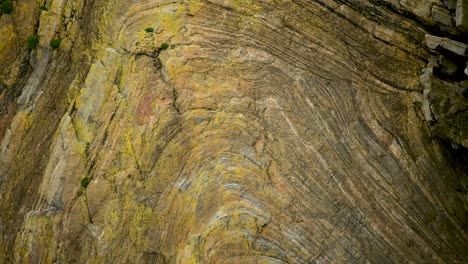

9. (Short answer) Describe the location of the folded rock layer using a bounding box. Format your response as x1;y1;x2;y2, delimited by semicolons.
0;0;467;263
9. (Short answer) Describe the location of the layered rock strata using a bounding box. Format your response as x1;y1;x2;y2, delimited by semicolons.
0;0;467;263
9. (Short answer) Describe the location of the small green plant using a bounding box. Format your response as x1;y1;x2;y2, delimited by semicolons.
160;42;169;50
144;27;154;33
1;1;14;14
81;176;90;189
50;39;61;49
39;4;48;11
27;35;39;50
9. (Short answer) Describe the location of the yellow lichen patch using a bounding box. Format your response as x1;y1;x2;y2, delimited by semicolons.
8;110;34;139
13;213;59;264
71;50;122;144
186;0;204;16
118;1;194;52
65;75;85;109
0;24;17;79
129;203;153;246
71;87;95;144
160;46;245;110
37;8;62;47
151;3;189;47
149;109;272;262
10;2;38;42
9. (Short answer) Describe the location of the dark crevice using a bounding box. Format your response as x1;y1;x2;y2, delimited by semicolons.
83;190;93;224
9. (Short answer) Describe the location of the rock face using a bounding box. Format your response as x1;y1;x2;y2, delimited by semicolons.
0;0;467;263
420;35;468;148
456;0;468;31
421;0;468;148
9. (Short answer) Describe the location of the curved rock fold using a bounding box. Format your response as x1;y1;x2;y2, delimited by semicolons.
0;0;467;263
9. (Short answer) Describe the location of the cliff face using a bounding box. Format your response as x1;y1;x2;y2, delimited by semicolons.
0;0;467;263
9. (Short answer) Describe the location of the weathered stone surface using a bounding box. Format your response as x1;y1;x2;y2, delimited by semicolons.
0;0;467;263
432;5;456;32
422;74;468;147
444;0;458;10
422;12;468;150
456;0;468;31
399;0;443;23
425;34;468;56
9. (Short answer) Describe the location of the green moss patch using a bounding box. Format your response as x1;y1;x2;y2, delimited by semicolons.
1;1;14;14
27;35;39;50
50;39;61;49
81;176;90;189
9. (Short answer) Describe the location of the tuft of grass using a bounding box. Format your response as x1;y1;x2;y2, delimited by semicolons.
160;42;169;50
144;27;154;33
50;39;61;49
39;4;48;11
1;1;14;14
27;35;39;50
81;177;90;189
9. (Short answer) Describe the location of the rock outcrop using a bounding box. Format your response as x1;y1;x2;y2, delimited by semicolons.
1;0;467;263
421;35;468;148
419;0;468;149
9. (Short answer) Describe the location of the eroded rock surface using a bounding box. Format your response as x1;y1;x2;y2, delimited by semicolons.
419;0;468;148
1;0;467;263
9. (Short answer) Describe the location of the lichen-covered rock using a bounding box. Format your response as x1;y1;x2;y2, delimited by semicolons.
1;0;468;263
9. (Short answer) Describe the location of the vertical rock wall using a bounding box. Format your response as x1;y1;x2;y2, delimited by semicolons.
0;0;467;263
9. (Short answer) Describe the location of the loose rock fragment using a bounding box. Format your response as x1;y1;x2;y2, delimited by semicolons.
427;55;439;69
420;69;434;122
432;5;454;28
425;34;468;56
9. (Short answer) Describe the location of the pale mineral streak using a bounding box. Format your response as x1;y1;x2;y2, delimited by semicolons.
1;0;467;263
